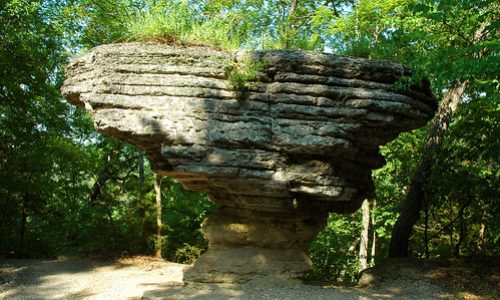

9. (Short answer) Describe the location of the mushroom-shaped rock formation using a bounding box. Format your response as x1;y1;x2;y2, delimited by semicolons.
62;43;436;285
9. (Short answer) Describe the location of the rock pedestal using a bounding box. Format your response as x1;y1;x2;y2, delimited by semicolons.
184;207;327;284
62;43;436;284
185;207;328;284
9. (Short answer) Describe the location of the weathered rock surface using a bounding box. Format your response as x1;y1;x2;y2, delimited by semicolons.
62;42;436;284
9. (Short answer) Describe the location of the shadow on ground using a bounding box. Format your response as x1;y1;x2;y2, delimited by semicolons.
2;257;498;299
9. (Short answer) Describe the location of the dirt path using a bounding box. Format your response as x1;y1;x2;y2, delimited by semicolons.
0;257;457;299
0;257;184;299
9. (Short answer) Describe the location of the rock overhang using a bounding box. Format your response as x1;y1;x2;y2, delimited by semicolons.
62;43;435;214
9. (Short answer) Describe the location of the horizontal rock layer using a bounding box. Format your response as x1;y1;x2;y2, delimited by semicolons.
62;43;435;214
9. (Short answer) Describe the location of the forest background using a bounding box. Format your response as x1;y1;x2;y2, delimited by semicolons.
0;0;498;283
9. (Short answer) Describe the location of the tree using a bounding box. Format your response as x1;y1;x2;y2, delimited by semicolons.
387;1;498;257
389;80;468;257
0;0;85;256
154;173;163;258
425;97;500;256
329;0;499;258
359;199;370;271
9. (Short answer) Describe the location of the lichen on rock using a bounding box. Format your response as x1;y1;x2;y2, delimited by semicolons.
62;42;436;284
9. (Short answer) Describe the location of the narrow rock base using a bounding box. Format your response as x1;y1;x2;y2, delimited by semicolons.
183;207;328;285
183;246;310;285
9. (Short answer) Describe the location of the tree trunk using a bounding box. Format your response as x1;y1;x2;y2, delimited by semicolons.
388;80;468;258
478;222;486;251
138;150;144;192
359;199;370;272
424;203;429;259
478;208;487;252
283;0;299;48
370;199;376;265
388;5;494;258
106;209;118;252
454;197;472;257
449;199;454;252
348;237;360;253
89;144;126;205
154;173;163;258
19;193;28;257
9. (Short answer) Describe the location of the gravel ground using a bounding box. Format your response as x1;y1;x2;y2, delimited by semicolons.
0;257;456;299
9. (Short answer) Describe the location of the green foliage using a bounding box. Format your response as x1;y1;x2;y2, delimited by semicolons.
423;97;500;257
68;0;139;48
0;0;84;257
186;15;243;50
69;0;355;51
330;0;499;95
227;56;267;90
368;97;499;260
370;129;428;257
0;0;214;260
72;0;243;50
173;243;204;264
308;213;361;283
327;0;499;261
160;176;213;262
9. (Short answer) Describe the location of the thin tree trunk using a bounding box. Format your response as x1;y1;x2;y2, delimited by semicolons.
454;209;464;257
289;0;298;15
478;222;486;251
19;193;28;257
370;199;376;265
388;80;468;258
106;210;118;252
359;199;370;272
478;205;487;253
348;237;360;253
138;150;144;192
137;150;147;250
478;208;487;252
424;203;429;259
449;199;454;252
283;0;299;48
154;173;163;258
454;197;472;257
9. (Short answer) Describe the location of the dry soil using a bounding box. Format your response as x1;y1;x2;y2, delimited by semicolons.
0;256;490;300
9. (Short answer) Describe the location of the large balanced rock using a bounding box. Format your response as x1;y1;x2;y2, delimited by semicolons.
62;43;436;285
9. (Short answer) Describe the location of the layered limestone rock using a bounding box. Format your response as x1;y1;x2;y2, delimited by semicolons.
62;43;436;284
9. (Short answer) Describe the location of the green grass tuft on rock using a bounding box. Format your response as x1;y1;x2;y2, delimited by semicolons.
122;1;241;50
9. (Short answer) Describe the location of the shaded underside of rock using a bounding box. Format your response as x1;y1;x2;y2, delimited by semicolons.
62;42;436;214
